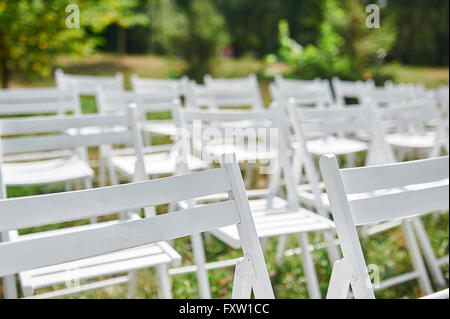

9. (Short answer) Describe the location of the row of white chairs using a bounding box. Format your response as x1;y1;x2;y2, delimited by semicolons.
0;113;447;299
0;99;448;299
0;71;448;299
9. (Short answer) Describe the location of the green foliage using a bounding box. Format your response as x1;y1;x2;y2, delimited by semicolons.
0;0;147;88
269;0;397;80
142;0;229;81
385;0;449;66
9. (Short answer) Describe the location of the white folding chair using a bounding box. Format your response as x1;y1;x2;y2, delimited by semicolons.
273;104;389;265
0;154;274;299
55;69;124;96
331;77;375;107
366;86;409;108
0;87;83;171
203;74;264;110
0;106;180;299
130;74;188;98
320;155;449;298
173;106;338;299
273;76;334;109
371;98;449;160
0;87;81;116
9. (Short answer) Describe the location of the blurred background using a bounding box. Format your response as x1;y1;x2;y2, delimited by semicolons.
1;0;448;93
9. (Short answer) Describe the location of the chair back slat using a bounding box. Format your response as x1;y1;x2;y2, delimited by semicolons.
350;182;449;226
0;113;135;155
0;88;79;116
341;156;449;194
0;167;231;232
290;105;372;136
0;200;239;277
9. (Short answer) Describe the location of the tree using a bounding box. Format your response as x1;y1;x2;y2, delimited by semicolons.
0;0;148;88
270;0;397;80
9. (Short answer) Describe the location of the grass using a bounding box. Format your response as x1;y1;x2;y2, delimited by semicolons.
1;54;448;299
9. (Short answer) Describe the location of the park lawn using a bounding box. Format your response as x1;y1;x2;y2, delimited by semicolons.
0;55;448;299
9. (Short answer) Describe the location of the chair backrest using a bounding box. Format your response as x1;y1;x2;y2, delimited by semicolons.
95;88;180;115
55;69;124;95
172;105;299;205
0;87;81;116
130;74;188;97
286;103;394;219
0;155;274;299
371;97;449;156
274;76;334;108
331;77;375;106
366;86;409;107
203;74;264;110
319;155;449;298
0;106;145;177
287;102;391;162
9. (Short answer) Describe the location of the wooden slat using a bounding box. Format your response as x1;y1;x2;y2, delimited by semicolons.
182;110;274;122
1;131;133;154
0;168;231;232
350;184;449;226
0;114;128;135
0;200;240;277
341;156;449;194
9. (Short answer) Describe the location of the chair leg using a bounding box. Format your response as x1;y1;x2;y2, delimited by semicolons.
2;274;18;299
127;270;139;299
190;233;212;299
156;264;173;299
345;153;356;168
260;238;268;251
297;233;321;299
65;181;72;192
402;220;433;295
275;235;288;266
412;218;446;287
323;229;341;264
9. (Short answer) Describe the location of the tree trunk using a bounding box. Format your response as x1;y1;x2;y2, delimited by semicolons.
117;27;127;55
1;55;9;89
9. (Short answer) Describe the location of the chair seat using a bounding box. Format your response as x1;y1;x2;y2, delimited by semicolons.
18;221;181;296
110;152;208;177
385;132;436;149
210;197;335;249
2;156;93;186
303;137;368;156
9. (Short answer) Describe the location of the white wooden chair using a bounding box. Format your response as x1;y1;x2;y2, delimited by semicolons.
366;86;409;108
0;88;89;190
320;155;449;299
0;154;274;299
95;89;207;184
371;97;449;160
55;69;124;96
173;106;338;299
0;87;81;116
130;74;188;98
331;77;375;107
0;106;181;299
273;104;389;265
203;74;265;110
273;76;334;109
